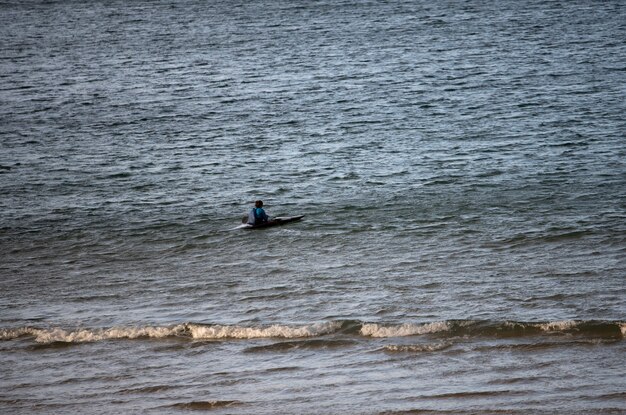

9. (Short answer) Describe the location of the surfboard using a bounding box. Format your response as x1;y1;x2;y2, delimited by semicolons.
240;215;304;229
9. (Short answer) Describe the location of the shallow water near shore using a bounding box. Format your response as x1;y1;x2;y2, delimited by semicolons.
1;0;625;413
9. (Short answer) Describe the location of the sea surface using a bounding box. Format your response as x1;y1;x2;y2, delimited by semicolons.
1;0;625;414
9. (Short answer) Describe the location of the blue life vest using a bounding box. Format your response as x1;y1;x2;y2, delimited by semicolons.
248;208;268;225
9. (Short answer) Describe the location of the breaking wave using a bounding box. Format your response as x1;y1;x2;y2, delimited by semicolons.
0;325;184;344
1;320;624;345
360;320;626;338
186;321;341;339
361;321;452;337
0;322;342;344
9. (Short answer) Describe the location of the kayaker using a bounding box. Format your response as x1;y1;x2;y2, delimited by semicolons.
247;200;269;225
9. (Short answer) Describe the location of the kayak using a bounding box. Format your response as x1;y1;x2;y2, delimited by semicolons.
240;215;304;229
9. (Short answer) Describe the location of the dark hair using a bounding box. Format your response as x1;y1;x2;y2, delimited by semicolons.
255;200;263;207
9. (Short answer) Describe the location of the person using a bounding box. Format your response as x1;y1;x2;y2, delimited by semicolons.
247;200;269;225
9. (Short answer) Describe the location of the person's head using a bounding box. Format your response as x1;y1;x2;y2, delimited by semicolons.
255;200;263;208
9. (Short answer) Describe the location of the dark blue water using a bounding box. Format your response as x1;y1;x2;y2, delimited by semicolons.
1;1;625;413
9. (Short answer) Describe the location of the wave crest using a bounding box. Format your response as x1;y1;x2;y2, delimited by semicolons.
2;325;186;344
0;322;342;344
536;320;579;332
186;321;341;339
361;321;451;337
2;320;624;345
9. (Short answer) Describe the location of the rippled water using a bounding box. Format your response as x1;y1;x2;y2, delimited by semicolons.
1;0;625;414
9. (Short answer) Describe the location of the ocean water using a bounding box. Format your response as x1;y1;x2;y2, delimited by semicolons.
1;0;625;413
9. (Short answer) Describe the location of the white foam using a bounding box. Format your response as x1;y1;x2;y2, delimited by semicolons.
187;321;341;339
0;327;41;340
17;325;185;344
360;321;450;338
620;323;626;337
1;322;341;343
537;320;579;332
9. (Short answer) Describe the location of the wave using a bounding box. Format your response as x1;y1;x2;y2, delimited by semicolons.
361;321;452;337
1;320;624;345
0;322;342;344
0;325;184;344
361;319;626;338
186;321;341;340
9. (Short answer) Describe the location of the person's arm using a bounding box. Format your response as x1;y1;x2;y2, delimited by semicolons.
261;209;269;222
